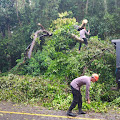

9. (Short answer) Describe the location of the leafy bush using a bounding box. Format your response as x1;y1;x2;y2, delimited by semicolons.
0;74;69;106
112;97;120;107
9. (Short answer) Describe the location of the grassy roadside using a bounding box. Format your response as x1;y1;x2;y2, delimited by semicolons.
0;74;120;113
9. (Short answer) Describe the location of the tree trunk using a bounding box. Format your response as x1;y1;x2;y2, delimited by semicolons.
15;0;18;18
104;0;108;14
8;24;11;37
1;25;5;37
15;0;21;26
70;33;84;43
27;30;42;58
92;0;95;14
115;0;117;12
86;0;89;15
27;24;52;59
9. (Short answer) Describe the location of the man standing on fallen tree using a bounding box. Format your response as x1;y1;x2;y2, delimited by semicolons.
67;73;99;117
78;19;90;52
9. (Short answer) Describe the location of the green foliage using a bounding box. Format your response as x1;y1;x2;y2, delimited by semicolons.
4;17;119;113
0;1;120;113
0;74;119;113
1;0;120;72
0;74;69;107
82;101;108;113
15;17;116;84
112;97;120;106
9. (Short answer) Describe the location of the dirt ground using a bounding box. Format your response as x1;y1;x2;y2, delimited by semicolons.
0;101;120;120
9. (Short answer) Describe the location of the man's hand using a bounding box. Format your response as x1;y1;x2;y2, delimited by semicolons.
87;99;91;104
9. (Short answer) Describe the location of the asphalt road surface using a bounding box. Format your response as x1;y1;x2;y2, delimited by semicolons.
0;101;120;120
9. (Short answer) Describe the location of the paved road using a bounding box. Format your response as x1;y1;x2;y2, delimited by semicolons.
0;101;119;120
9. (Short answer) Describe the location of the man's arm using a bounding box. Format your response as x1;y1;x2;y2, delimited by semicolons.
86;83;90;104
85;29;90;35
87;98;91;104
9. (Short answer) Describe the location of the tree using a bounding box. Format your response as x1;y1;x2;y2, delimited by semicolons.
0;0;120;72
0;0;18;37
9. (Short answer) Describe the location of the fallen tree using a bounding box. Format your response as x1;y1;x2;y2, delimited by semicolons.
70;33;84;42
25;23;52;60
9;24;52;72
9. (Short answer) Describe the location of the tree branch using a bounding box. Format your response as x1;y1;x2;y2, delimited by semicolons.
81;48;114;75
25;24;52;60
70;33;84;42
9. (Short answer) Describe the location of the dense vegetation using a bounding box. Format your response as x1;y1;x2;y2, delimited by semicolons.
0;0;120;112
0;0;120;72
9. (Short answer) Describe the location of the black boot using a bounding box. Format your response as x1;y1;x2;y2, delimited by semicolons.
78;109;86;114
67;111;77;117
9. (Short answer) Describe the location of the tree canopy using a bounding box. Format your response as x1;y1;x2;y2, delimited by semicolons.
0;0;120;72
